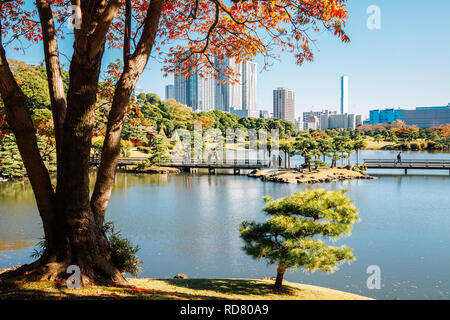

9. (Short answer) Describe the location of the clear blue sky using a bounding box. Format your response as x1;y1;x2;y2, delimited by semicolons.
6;0;450;120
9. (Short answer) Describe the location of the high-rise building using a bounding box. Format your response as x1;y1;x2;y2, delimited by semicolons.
174;56;258;115
214;57;244;112
273;87;295;123
242;61;258;118
165;84;175;100
174;73;188;105
341;75;349;114
174;68;215;111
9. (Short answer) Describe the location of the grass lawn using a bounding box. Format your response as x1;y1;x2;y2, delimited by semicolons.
363;138;394;150
0;278;371;300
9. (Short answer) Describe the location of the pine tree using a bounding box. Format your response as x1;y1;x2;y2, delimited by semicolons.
240;189;360;291
148;135;170;166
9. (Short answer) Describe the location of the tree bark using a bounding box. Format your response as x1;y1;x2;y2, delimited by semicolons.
36;0;67;181
274;265;286;291
91;0;165;225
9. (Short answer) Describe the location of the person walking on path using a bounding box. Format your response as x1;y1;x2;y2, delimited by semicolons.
395;152;402;166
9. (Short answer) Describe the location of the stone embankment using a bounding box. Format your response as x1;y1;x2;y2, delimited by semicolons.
248;167;376;185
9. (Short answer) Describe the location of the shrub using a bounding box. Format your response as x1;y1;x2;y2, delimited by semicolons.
102;222;141;277
410;142;421;151
120;140;133;157
313;160;329;169
137;146;151;154
135;160;150;170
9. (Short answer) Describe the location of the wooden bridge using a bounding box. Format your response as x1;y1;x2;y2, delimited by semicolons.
363;159;450;174
90;157;270;174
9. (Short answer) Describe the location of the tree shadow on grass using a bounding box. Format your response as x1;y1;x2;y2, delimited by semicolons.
161;279;297;298
0;279;245;300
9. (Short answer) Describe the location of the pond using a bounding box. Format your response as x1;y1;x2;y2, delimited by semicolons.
0;150;449;299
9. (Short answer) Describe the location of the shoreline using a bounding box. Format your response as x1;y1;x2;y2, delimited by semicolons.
0;268;371;300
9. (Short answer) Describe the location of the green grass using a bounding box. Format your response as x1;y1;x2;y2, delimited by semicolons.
0;278;371;300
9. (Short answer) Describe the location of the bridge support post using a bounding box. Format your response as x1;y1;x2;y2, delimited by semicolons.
234;169;240;175
208;168;215;175
405;169;408;175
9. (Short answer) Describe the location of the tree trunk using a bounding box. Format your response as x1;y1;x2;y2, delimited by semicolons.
36;0;67;181
274;265;286;291
0;0;132;286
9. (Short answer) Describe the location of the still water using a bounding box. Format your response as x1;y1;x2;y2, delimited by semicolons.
0;150;449;299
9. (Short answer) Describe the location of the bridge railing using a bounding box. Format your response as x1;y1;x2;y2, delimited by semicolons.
167;159;270;166
363;159;450;168
90;156;270;167
89;157;149;164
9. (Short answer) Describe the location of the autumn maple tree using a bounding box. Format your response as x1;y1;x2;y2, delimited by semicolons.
0;0;350;285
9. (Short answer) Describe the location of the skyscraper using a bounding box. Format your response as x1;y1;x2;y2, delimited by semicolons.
273;87;295;123
214;57;243;112
174;56;258;115
341;75;349;114
242;61;258;117
174;68;215;111
165;84;174;100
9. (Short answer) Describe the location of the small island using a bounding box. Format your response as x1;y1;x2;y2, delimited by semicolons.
248;167;375;184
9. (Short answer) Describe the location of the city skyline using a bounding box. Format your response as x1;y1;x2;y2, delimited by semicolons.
138;0;450;118
5;1;450;118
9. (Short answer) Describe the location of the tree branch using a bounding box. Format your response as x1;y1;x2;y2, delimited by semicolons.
0;38;55;244
88;0;122;59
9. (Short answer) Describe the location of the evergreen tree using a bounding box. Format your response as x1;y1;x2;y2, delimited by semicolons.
148;135;170;166
240;189;360;291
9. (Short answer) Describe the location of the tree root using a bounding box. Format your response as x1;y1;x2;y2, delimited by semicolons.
0;255;127;287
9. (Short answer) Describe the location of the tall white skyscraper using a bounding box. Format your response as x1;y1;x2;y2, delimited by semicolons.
174;68;215;111
341;75;349;114
273;87;295;123
242;61;258;117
